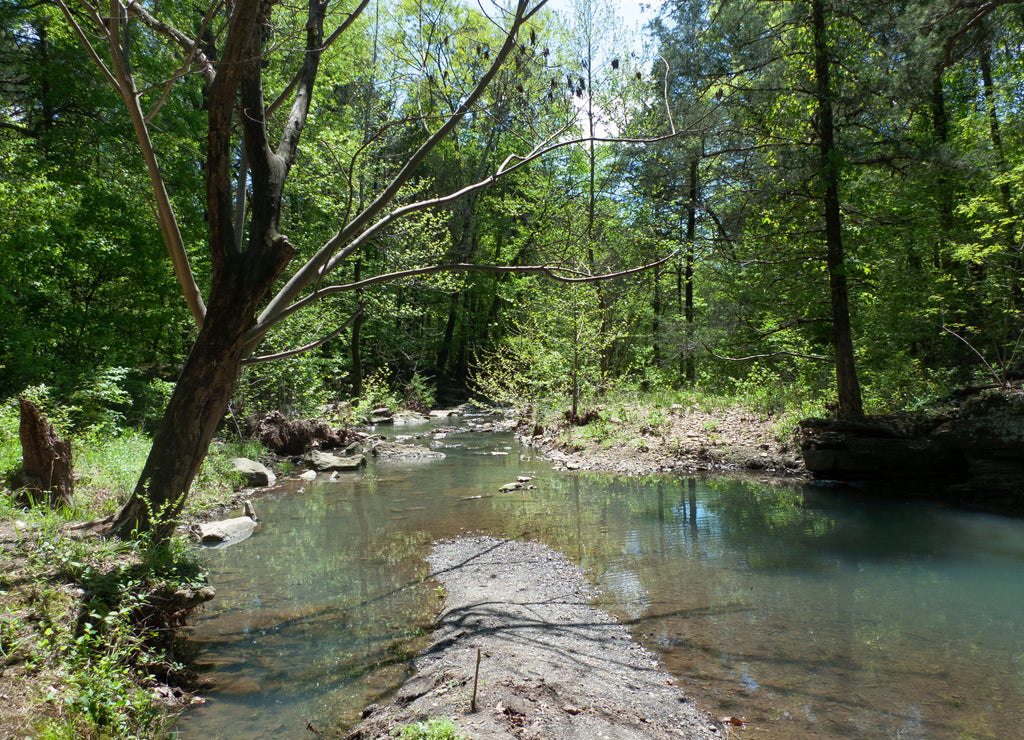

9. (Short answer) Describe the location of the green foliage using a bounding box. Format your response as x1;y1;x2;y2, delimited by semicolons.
0;395;22;477
474;279;611;414
403;372;437;413
393;716;471;740
1;498;205;739
72;430;153;515
732;366;804;417
356;366;401;418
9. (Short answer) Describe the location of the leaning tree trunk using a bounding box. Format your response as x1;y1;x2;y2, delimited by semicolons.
107;295;255;540
17;397;74;509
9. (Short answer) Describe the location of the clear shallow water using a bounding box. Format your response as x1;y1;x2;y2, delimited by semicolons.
173;425;1024;739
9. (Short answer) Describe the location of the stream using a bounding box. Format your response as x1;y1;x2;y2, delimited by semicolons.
172;419;1024;739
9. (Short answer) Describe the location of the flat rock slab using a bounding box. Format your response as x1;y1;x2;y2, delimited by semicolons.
304;450;368;471
196;516;257;548
350;537;715;740
371;442;446;461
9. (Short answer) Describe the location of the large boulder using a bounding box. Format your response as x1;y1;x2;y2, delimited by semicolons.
799;418;965;478
371;407;394;425
229;457;277;488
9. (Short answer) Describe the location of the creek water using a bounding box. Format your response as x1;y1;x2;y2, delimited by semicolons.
173;421;1024;740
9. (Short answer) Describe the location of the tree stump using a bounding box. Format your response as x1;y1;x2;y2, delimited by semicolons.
17;397;74;509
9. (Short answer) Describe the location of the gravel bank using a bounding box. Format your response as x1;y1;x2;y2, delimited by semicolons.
348;536;718;740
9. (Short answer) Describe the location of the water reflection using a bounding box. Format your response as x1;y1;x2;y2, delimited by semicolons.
175;429;1024;740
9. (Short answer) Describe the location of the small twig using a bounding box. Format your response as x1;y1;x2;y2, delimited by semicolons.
471;647;482;712
304;717;323;736
943;325;1003;385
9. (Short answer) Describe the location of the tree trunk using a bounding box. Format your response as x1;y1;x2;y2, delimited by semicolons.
652;265;661;363
812;0;863;417
978;36;1021;308
17;397;73;509
352;258;363;397
684;156;698;385
436;295;459;377
108;296;255;539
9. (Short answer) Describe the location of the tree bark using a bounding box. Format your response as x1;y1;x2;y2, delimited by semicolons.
17;397;73;509
684;156;697;385
352;258;363;396
812;0;863;417
108;295;256;539
76;0;550;539
108;0;316;539
978;34;1021;308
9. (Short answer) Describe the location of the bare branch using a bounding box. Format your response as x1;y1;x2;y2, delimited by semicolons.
247;40;680;346
704;346;831;363
55;0;117;89
276;0;335;166
253;0;549;342
127;1;218;86
70;0;207;326
267;0;373;118
143;56;199;123
256;252;680;337
242;305;364;365
943;325;1002;384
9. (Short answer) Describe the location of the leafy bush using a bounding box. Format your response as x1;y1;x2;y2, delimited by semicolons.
356;366;400;417
393;716;470;740
402;372;436;412
0;396;21;478
4;505;205;740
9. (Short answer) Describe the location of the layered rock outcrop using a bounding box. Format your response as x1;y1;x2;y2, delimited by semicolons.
800;388;1024;515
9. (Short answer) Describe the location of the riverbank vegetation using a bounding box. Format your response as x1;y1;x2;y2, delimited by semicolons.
3;0;1018;420
0;396;252;739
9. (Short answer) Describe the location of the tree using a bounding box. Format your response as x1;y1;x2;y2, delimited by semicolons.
52;0;675;538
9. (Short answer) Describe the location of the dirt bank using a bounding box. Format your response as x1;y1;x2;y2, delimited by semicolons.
349;537;722;740
521;403;806;479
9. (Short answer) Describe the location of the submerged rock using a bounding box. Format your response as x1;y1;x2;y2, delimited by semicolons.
371;441;445;460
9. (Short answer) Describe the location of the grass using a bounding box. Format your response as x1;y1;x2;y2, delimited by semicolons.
0;498;210;739
521;382;827;473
